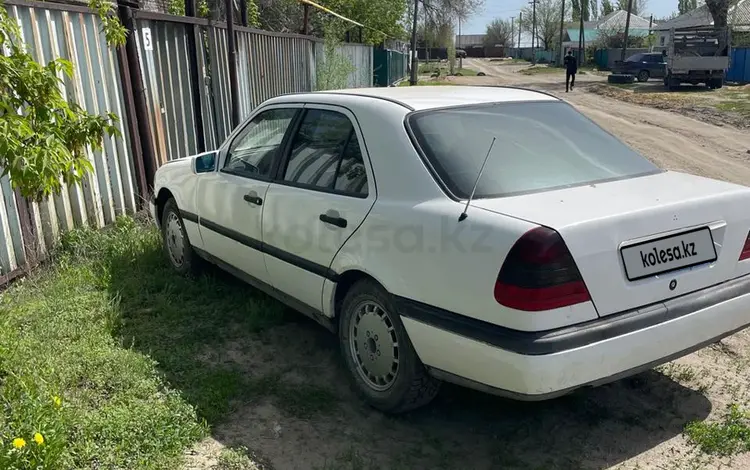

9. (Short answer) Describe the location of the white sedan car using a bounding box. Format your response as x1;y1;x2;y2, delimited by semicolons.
150;86;750;413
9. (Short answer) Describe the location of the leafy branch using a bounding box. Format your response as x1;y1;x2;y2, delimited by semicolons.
88;0;128;48
0;1;121;201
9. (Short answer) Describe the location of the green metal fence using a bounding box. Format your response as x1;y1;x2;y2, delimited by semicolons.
373;49;408;86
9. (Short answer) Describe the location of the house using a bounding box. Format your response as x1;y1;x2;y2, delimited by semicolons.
654;0;750;47
563;10;655;49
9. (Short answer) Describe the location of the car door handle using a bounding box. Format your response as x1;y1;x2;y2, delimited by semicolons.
243;194;263;205
319;214;347;228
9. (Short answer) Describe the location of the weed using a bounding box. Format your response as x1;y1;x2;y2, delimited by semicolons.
684;404;750;456
213;446;267;470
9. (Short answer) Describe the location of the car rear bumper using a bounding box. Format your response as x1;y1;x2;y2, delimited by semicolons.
398;275;750;399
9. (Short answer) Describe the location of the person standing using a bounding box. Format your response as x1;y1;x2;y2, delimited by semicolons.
564;50;578;92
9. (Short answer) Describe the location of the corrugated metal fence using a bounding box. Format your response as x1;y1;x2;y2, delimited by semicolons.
0;0;374;285
1;0;138;282
133;11;374;161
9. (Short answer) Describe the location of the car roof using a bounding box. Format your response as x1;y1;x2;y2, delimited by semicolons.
279;86;558;111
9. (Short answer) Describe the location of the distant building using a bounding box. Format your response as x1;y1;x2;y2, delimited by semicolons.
563;10;655;49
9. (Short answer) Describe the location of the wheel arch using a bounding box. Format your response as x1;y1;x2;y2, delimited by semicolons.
331;269;390;321
154;187;175;225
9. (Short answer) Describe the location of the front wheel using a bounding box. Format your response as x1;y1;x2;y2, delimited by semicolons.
161;198;200;275
338;280;440;413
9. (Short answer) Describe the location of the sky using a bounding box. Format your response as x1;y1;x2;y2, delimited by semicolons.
460;0;678;34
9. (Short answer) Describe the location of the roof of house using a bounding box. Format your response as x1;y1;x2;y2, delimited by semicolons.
597;10;653;30
654;0;750;30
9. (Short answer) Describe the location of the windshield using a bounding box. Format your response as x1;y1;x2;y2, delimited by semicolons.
407;101;660;199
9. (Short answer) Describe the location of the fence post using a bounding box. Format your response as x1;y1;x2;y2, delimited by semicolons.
116;0;158;193
224;0;240;128
185;0;206;153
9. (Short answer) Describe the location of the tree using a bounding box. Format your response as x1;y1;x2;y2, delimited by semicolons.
678;0;698;14
602;0;615;15
705;0;730;27
484;18;513;47
257;0;409;44
590;0;599;19
520;0;568;50
0;0;122;201
616;0;647;16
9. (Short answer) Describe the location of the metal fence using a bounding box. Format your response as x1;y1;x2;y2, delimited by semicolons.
0;0;374;286
132;11;374;161
2;0;138;282
373;49;408;86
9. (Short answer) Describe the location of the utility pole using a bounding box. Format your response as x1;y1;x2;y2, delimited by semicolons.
225;0;239;127
530;0;537;64
458;16;463;69
621;0;634;61
410;0;419;85
578;1;584;64
510;16;515;53
518;12;522;59
558;0;565;66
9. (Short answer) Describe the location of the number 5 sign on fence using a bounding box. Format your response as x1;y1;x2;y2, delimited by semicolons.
142;28;153;51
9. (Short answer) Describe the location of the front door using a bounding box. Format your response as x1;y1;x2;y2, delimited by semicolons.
262;105;376;311
196;106;300;285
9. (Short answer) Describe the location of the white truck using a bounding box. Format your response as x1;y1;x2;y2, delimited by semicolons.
664;26;731;90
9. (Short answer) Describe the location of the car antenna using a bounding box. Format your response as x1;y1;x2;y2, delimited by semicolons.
459;137;496;222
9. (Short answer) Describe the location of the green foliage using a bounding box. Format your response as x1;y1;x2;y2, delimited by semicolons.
88;0;128;47
685;404;750;456
168;0;186;16
316;22;356;91
679;0;699;14
322;0;408;44
0;217;208;468
0;2;121;201
484;18;513;48
602;0;615;16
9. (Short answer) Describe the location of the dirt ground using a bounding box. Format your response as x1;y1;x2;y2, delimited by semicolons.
186;60;750;470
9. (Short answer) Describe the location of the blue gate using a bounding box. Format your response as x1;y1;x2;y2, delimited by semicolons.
727;47;750;83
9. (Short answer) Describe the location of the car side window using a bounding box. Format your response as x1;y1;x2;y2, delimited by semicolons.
282;109;368;196
224;108;297;179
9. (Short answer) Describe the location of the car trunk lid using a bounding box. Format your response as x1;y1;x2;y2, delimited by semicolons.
472;171;750;316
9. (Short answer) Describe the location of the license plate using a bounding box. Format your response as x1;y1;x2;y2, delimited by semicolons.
620;227;717;281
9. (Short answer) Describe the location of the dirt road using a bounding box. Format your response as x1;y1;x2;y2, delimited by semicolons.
186;61;750;470
461;59;750;186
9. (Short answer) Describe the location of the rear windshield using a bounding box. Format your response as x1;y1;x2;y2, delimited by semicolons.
626;53;644;62
407;101;659;199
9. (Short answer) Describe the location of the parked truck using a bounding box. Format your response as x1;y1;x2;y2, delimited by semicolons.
664;26;731;90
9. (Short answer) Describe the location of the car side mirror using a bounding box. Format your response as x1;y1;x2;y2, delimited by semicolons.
194;151;217;173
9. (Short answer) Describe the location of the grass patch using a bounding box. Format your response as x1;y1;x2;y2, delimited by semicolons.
489;58;529;65
518;66;563;75
398;79;456;87
418;61;478;77
214;446;267;470
0;216;291;469
685;404;750;456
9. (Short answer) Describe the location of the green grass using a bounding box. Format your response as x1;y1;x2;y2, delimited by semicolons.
418;61;478;77
518;66;563;75
0;216;333;469
684;404;750;456
489;58;529;65
398;79;456;87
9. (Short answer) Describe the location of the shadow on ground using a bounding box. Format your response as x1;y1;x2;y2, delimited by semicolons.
108;233;712;470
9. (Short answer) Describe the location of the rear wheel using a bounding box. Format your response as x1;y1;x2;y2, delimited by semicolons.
637;70;649;82
338;280;440;413
161;198;200;275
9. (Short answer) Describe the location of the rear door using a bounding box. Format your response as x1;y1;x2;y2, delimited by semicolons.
261;105;376;311
647;54;666;77
196;106;301;285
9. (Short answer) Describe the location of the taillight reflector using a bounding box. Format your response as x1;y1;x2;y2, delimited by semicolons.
495;226;591;311
740;232;750;261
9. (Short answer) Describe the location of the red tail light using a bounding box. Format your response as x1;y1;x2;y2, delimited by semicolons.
740;232;750;261
494;226;591;311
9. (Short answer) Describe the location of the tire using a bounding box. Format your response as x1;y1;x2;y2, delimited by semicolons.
338;279;440;413
637;70;649;82
161;198;200;276
607;73;635;84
